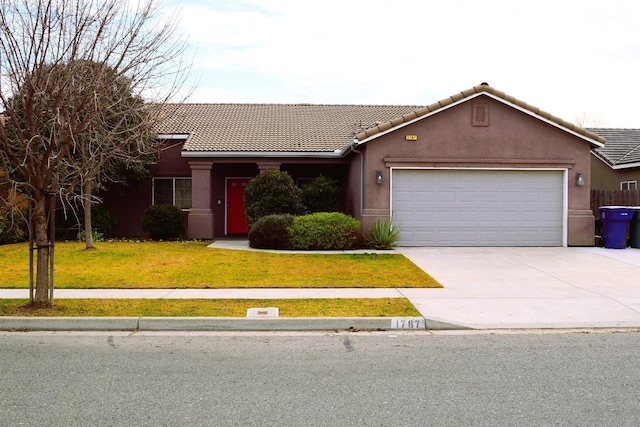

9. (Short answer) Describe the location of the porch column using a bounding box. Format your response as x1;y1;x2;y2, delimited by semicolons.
188;160;215;239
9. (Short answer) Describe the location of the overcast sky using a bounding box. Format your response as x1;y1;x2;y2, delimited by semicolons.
163;0;640;128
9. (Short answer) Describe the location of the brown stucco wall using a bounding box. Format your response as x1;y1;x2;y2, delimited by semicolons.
99;182;151;237
155;140;191;177
345;151;363;219
357;95;595;246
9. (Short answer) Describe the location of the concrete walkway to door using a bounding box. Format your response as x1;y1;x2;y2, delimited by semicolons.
395;246;640;329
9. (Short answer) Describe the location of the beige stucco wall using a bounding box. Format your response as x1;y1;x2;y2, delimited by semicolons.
357;95;595;246
591;154;640;189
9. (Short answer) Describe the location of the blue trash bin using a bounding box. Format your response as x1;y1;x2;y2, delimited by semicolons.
599;206;635;249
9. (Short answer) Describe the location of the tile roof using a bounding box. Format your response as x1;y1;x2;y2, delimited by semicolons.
588;128;640;168
154;83;604;155
155;103;422;153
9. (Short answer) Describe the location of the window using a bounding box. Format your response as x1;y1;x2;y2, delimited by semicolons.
620;181;637;190
153;178;192;209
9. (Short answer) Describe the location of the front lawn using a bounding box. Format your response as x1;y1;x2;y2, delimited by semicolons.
0;298;421;317
0;241;440;289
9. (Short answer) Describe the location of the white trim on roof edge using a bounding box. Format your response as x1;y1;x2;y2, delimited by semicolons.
181;150;348;159
158;133;190;140
591;150;640;170
356;92;604;148
610;161;640;170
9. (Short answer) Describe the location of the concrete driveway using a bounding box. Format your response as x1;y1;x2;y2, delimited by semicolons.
395;247;640;329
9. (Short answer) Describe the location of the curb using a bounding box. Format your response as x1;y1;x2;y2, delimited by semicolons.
0;316;468;332
0;317;140;331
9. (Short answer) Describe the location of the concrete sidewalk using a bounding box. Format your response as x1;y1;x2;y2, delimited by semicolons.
2;243;640;331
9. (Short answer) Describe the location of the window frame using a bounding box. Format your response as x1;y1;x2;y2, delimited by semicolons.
152;177;192;210
620;180;638;190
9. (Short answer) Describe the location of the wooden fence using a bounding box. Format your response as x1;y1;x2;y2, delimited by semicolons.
591;189;640;219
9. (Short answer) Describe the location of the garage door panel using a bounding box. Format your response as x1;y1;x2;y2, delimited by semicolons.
458;211;478;222
394;211;415;223
500;192;523;203
458;191;479;202
499;210;520;222
392;170;564;246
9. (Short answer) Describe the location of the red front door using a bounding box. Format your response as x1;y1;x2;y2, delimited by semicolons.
227;178;251;234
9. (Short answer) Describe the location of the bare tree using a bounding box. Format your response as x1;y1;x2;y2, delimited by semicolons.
0;0;189;306
60;61;160;249
574;112;607;128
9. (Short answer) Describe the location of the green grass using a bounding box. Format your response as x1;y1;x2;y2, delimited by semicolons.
0;241;440;289
0;298;421;317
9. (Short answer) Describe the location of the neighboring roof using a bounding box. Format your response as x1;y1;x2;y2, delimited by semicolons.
155;103;422;155
154;83;604;156
589;128;640;169
355;83;606;145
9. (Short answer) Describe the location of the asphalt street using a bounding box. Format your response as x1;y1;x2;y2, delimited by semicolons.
2;330;640;426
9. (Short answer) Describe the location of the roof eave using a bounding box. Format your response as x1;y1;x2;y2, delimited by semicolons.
484;92;605;148
157;133;190;140
591;150;640;170
591;150;615;168
181;150;346;159
355;95;471;145
356;90;605;149
610;161;640;170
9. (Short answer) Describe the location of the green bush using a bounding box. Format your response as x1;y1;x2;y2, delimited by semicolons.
91;206;117;238
56;205;117;240
141;204;185;240
366;218;400;249
243;169;305;226
302;175;342;213
55;208;82;240
289;212;361;250
248;214;294;249
0;206;28;245
77;229;104;243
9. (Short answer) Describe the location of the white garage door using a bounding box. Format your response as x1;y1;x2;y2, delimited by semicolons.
392;169;564;246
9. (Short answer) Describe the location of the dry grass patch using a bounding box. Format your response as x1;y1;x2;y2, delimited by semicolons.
0;298;421;317
0;241;440;289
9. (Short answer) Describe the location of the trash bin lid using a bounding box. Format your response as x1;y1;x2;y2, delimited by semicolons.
599;206;636;220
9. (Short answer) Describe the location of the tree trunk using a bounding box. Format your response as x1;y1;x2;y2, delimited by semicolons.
32;196;51;307
84;181;94;249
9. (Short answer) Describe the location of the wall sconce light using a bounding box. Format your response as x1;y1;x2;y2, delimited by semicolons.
376;170;383;185
576;172;584;186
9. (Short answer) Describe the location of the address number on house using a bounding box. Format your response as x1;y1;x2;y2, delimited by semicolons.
391;317;425;330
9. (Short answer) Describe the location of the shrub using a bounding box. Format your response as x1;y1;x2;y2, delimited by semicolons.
248;214;294;249
0;206;28;245
302;175;342;213
91;206;117;238
78;229;104;243
141;204;185;240
56;205;117;240
55;208;82;240
289;212;361;250
243;169;305;226
366;218;401;249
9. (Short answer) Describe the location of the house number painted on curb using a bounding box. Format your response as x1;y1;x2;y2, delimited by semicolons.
391;317;425;329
